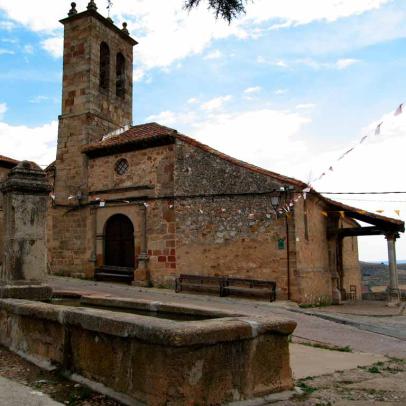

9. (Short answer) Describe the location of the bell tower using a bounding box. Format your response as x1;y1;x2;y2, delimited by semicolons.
54;1;137;202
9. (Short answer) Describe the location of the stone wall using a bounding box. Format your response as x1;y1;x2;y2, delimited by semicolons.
168;140;297;299
0;166;10;265
294;197;333;304
341;218;362;299
87;144;174;197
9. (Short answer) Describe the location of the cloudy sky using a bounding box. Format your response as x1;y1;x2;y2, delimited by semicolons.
0;0;405;261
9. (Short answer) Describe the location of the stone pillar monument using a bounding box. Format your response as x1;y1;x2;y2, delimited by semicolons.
133;204;151;287
0;161;52;300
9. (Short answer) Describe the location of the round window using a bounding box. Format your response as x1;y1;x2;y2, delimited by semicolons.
115;158;129;175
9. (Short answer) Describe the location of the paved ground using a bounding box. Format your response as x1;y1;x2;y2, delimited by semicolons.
2;277;406;405
290;344;385;379
49;277;406;358
0;376;62;406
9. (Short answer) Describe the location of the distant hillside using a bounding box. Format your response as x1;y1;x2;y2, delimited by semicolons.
361;261;406;290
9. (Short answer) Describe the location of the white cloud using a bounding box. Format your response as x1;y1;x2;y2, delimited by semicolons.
335;58;360;70
41;36;63;58
133;68;145;82
0;102;7;119
187;97;199;105
244;86;262;94
270;57;362;70
148;105;311;172
29;95;50;104
245;0;390;26
274;89;288;95
204;49;222;60
296;103;316;110
0;48;14;55
0;1;392;68
0;20;15;30
201;95;232;111
146;110;197;127
272;59;290;68
0;120;57;165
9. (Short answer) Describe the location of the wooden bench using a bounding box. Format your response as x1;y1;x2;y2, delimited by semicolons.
222;277;276;302
175;274;225;295
175;274;276;302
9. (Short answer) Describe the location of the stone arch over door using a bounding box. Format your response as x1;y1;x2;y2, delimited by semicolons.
104;214;135;268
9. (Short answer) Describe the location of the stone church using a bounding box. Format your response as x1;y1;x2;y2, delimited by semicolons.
0;1;404;304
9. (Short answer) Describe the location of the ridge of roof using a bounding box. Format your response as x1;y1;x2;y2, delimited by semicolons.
83;122;306;188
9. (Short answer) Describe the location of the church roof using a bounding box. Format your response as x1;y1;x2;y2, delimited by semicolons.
82;122;404;232
82;122;307;188
0;154;19;169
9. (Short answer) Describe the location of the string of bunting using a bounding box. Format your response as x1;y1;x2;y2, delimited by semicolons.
277;102;404;219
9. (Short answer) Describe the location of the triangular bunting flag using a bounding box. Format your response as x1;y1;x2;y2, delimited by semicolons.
375;122;383;135
394;103;403;116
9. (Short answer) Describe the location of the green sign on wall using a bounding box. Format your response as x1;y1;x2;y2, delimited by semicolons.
278;238;285;250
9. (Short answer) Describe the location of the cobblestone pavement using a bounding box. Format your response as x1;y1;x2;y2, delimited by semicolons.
49;277;406;358
275;358;406;406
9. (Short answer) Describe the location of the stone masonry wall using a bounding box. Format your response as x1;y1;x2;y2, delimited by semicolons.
341;218;362;299
169;140;298;299
50;141;176;278
0;167;11;265
294;197;332;304
87;144;174;197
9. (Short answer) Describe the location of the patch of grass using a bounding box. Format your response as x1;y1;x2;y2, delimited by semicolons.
336;345;353;353
367;366;381;374
388;356;406;364
67;386;93;405
297;381;318;394
302;376;315;381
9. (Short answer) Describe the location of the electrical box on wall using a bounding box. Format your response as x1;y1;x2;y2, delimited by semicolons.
278;238;285;250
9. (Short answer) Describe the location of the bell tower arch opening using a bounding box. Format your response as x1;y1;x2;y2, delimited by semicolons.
116;52;126;98
99;41;110;91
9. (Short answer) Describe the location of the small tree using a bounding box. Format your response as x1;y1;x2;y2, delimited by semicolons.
184;0;250;23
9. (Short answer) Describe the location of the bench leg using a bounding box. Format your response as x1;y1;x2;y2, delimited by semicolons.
175;279;181;293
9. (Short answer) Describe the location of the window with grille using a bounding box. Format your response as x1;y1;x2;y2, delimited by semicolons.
115;158;129;175
99;42;110;91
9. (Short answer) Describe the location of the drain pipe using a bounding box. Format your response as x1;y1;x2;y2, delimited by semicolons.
285;215;291;301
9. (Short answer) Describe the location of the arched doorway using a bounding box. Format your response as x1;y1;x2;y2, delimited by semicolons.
104;214;135;268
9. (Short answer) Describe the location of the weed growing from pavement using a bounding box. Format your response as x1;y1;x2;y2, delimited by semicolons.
297;381;318;394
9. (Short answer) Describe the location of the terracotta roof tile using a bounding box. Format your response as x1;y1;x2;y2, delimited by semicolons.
83;122;177;153
0;154;19;168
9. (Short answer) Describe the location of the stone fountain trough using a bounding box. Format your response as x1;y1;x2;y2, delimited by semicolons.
0;296;295;405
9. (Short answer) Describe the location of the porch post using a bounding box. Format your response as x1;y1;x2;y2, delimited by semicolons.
385;233;400;306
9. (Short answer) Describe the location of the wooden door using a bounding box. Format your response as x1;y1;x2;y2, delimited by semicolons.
104;214;135;268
